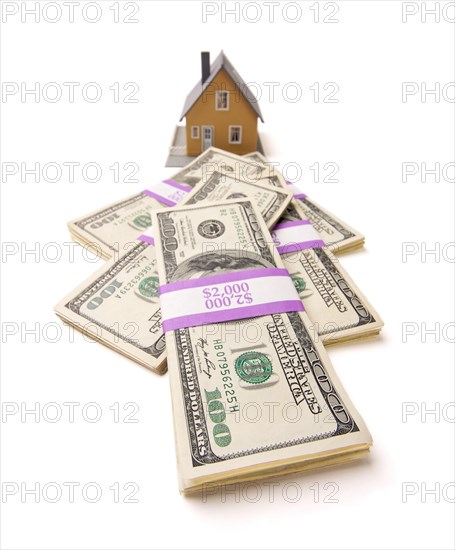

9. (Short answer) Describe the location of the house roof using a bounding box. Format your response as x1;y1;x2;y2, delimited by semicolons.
179;51;264;122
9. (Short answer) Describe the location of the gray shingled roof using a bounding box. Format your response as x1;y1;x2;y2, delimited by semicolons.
179;51;264;122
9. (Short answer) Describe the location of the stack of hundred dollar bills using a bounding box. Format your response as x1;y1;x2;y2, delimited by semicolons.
55;148;382;493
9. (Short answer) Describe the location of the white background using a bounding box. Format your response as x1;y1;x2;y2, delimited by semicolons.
1;1;454;549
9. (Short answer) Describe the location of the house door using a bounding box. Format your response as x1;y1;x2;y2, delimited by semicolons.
201;126;214;151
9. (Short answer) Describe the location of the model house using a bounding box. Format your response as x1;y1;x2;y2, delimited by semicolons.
179;51;264;157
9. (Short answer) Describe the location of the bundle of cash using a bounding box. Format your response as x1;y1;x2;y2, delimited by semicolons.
279;245;383;345
171;147;287;189
66;150;282;259
67;181;192;260
151;199;372;493
177;175;383;346
173;171;292;228
58;151;382;369
68;147;363;258
170;147;364;253
54;242;167;373
244;151;365;254
55;177;292;371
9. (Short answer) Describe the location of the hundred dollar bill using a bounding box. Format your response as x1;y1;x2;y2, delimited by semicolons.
173;148;364;254
244;151;365;254
176;171;292;229
243;151;269;164
278;245;383;345
287;189;365;254
57;176;291;371
152;199;372;493
68;181;191;260
54;242;166;373
170;146;287;188
176;177;383;346
67;153;289;259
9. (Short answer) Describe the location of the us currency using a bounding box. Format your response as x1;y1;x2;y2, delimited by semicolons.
170;146;287;189
175;147;364;253
152;199;372;493
244;151;365;254
179;174;383;345
67;150;285;260
54;242;166;373
68;191;166;260
286;190;365;254
177;170;292;229
280;246;383;345
57;176;292;371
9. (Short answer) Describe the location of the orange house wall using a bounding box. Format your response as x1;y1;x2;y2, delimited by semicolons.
185;69;259;156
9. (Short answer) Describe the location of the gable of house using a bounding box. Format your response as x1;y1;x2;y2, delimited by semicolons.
185;69;259;155
180;51;264;123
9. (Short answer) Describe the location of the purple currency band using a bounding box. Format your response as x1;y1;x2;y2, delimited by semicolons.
142;180;191;206
160;267;288;294
272;220;325;253
142;189;176;206
285;180;307;199
137;234;155;246
162;179;192;192
160;267;304;332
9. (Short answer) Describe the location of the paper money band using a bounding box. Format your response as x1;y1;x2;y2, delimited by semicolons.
272;220;325;253
143;180;191;207
286;180;307;200
137;229;154;246
160;268;304;332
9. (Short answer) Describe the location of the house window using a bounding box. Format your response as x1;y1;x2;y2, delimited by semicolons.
191;126;200;139
229;126;242;144
215;91;229;111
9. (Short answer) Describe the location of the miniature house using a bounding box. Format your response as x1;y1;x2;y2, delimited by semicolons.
179;51;264;157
